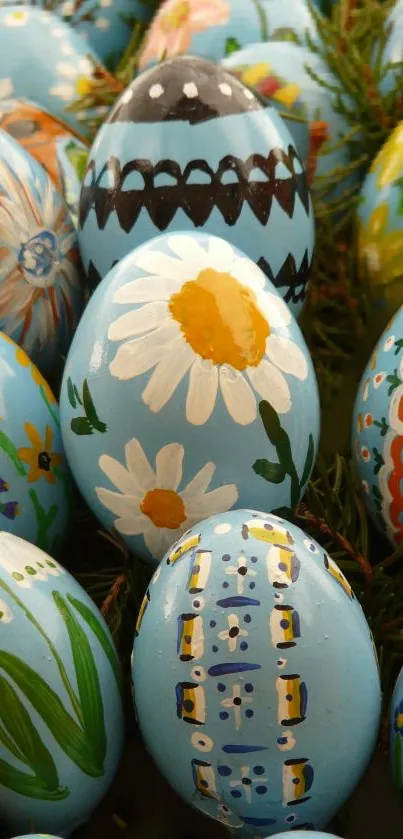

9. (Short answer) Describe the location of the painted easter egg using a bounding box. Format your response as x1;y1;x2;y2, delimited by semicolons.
0;531;123;834
79;56;315;317
0;7;106;137
269;834;341;838
0;98;89;226
378;0;403;94
0;332;71;554
60;231;319;566
222;42;355;193
0;128;85;373
132;508;381;836
390;664;403;793
137;0;319;73
352;305;403;548
357;120;403;326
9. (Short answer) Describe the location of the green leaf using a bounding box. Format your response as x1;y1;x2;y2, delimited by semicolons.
0;430;26;476
0;650;103;777
53;592;107;767
74;384;83;406
0;674;59;789
224;35;241;56
300;433;316;490
252;459;286;483
258;400;283;445
68;595;122;693
82;380;107;433
67;377;77;409
71;417;94;435
0;759;69;800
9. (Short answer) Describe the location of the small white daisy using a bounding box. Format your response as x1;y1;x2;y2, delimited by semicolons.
4;10;29;26
108;235;308;427
95;438;238;561
384;335;395;352
373;372;387;389
50;58;94;102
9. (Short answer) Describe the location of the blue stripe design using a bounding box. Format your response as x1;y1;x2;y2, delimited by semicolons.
242;817;277;826
222;745;268;754
216;596;260;608
208;662;261;676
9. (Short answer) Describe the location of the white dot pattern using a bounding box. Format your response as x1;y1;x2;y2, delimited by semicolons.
219;82;232;96
149;83;164;99
183;81;198;98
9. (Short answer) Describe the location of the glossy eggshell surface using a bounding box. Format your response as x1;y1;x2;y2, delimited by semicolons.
137;0;319;72
352;306;403;548
79;56;315;318
0;333;71;552
222;42;355;192
0;7;103;137
0;532;124;834
0;128;85;373
357;120;403;323
60;231;320;566
378;0;403;94
268;834;341;838
132;508;381;836
390;664;403;792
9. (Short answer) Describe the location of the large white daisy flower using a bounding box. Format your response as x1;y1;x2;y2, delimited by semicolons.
0;158;81;353
108;235;308;426
95;437;238;560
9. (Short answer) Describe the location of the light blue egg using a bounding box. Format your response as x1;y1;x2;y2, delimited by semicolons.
79;56;315;317
10;835;63;839
378;0;403;94
390;664;403;793
137;0;320;73
0;333;71;553
60;231;320;566
0;531;124;834
0;6;105;137
0;128;85;374
132;508;381;836
352;305;403;548
268;833;341;838
222;42;357;199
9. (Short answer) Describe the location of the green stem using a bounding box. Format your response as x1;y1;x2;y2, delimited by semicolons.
250;0;269;40
39;387;60;430
29;490;58;553
0;578;83;727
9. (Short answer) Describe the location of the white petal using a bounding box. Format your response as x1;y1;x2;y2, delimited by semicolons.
95;487;140;521
155;443;184;491
134;250;193;282
56;62;77;78
108;301;168;341
207;236;234;272
115;511;149;536
181;462;215;502
49;83;74;101
186;358;218;425
258;291;291;328
266;335;308;380
113;275;181;305
142;338;194;413
168;234;208;269
124;438;155;493
98;454;142;496
231;256;265;293
109;320;178;380
219;366;257;425
186;483;239;521
143;523;169;561
59;229;77;256
247;360;291;414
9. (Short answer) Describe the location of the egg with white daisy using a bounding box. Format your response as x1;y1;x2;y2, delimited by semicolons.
60;230;320;565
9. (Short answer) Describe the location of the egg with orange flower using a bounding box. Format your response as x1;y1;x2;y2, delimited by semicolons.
352;305;403;548
0;332;71;553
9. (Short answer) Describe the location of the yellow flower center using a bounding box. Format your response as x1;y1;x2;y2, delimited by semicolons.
160;0;190;31
76;77;92;97
140;488;186;529
169;268;269;370
11;10;25;20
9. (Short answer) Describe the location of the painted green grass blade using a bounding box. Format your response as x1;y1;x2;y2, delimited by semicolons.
0;674;58;789
67;595;122;692
0;759;69;800
53;592;107;767
0;721;26;764
0;650;103;777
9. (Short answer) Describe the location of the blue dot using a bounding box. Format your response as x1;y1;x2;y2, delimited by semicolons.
245;683;254;693
280;619;289;629
277;659;284;666
292;778;300;785
278;562;287;571
253;766;265;775
218;765;232;777
256;786;267;795
220;711;229;720
277;736;287;745
286;815;296;823
231;790;242;799
222;554;231;562
212;645;218;652
240;641;248;651
245;709;254;718
249;582;256;590
217;683;226;692
222;581;229;588
244;614;251;623
210;620;216;628
251;556;258;563
286;694;293;701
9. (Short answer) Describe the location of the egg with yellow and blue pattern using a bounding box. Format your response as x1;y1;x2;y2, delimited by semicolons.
132;508;381;836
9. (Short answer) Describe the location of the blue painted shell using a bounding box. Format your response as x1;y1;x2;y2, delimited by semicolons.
79;56;315;318
60;231;320;566
0;532;124;835
132;508;381;837
378;0;403;94
390;664;403;793
0;6;105;137
352;305;403;548
0;332;71;552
